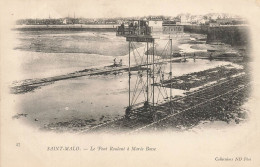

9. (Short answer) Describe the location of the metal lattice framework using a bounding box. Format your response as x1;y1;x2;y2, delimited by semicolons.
126;37;174;119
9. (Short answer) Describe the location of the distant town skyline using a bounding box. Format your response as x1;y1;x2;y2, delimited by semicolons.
16;12;247;26
4;0;257;20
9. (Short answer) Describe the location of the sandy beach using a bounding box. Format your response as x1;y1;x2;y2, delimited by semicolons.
11;29;250;132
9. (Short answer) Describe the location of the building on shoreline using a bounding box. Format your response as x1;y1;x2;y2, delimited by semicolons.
162;24;184;34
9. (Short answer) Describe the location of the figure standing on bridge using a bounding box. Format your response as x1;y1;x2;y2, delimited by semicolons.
113;58;117;66
134;22;138;34
209;53;213;61
121;23;125;35
162;73;164;81
183;53;187;62
144;22;149;35
129;22;134;34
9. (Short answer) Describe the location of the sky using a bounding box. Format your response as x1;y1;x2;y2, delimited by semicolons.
1;0;259;19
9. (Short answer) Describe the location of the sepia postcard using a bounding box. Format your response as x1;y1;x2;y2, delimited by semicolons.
0;0;260;166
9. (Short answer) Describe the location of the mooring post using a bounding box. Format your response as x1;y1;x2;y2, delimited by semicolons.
152;40;155;107
170;39;172;104
146;42;149;104
129;41;131;108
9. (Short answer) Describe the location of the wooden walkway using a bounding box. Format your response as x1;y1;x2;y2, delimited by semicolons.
11;57;182;94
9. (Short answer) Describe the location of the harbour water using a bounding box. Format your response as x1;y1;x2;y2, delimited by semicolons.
11;30;238;130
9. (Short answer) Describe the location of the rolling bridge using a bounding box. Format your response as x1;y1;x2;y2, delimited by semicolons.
80;21;249;133
117;20;174;121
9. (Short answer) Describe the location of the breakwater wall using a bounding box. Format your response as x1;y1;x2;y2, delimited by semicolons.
183;25;209;34
184;25;249;46
13;24;118;32
206;26;249;46
13;27;116;32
